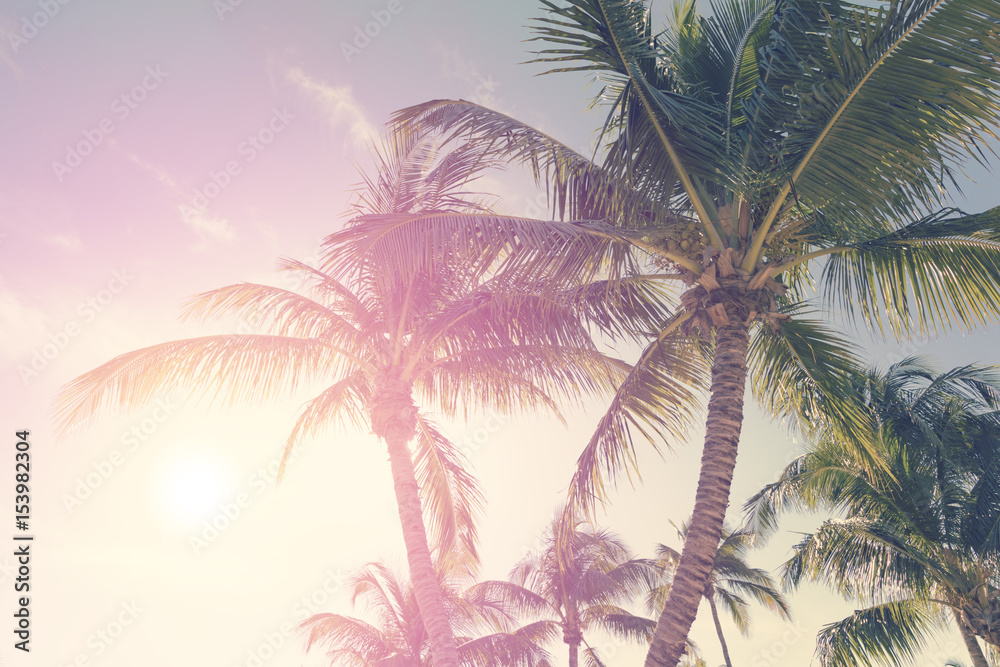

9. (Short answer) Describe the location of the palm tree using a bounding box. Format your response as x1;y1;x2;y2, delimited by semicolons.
381;1;1000;663
746;359;1000;667
468;510;662;667
54;131;626;667
299;558;557;666
652;521;790;667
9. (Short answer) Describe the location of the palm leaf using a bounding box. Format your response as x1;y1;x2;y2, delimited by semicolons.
411;414;485;569
392;99;674;227
298;613;391;665
456;624;556;667
773;0;1000;227
277;371;372;480
567;321;709;516
531;0;725;215
588;608;657;642
418;343;627;422
821;206;1000;336
54;335;352;435
814;599;943;667
783;517;938;602
321;211;645;290
181;281;367;343
748;306;870;437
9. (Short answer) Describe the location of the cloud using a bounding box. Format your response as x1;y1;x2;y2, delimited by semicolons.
285;66;376;150
177;206;237;252
118;143;180;191
43;233;84;252
112;142;236;248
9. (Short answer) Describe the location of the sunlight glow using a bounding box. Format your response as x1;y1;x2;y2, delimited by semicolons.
153;448;238;529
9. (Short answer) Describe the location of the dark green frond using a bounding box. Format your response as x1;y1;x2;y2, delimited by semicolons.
814;599;942;667
776;0;1000;225
748;307;871;442
822;206;1000;337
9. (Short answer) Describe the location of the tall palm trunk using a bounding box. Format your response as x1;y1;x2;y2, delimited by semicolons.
707;594;733;667
373;368;461;667
956;610;991;667
645;323;750;667
564;625;582;667
567;641;580;667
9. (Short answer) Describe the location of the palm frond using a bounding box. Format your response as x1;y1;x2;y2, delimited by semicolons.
783;517;937;601
321;211;644;290
412;414;485;569
822;206;1000;337
463;581;554;621
748;306;872;442
588;609;657;642
350;126;498;218
180;281;367;343
814;599;943;667
418;343;627;422
568;321;710;516
55;335;350;435
531;0;725;206
773;0;1000;227
456;624;556;667
278;371;372;481
298;613;392;665
392;99;674;227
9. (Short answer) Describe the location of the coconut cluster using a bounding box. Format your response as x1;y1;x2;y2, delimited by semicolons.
656;218;708;262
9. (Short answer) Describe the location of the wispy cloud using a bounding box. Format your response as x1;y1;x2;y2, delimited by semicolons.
285;66;375;150
114;142;237;248
177;207;237;252
119;144;180;191
43;233;84;252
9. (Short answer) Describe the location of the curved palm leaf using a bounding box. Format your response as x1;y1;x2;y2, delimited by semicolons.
567;319;709;515
412;414;485;570
814;599;944;667
55;335;349;434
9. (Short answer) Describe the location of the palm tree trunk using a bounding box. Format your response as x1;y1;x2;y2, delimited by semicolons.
372;367;460;667
707;595;734;667
568;640;580;667
645;323;750;667
564;621;583;667
385;432;461;667
956;609;990;667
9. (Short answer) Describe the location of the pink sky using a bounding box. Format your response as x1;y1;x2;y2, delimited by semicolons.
2;1;1000;666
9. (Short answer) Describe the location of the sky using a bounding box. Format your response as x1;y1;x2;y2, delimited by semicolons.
2;1;1000;666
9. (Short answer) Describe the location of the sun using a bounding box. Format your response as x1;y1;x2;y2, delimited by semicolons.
152;447;238;530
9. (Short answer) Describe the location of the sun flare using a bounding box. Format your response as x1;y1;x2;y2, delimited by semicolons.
153;448;237;530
